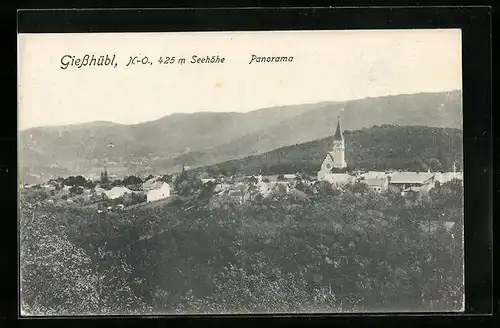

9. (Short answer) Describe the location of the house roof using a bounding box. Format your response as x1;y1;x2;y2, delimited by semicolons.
402;186;421;192
147;182;170;191
326;153;336;164
325;173;353;183
143;177;167;191
228;190;243;197
227;183;248;192
361;171;389;180
389;172;434;184
263;175;279;181
362;178;387;187
327;173;351;179
147;185;170;198
105;186;132;199
435;172;463;182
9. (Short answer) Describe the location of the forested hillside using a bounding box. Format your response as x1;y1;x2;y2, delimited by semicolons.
20;179;463;314
197;125;463;176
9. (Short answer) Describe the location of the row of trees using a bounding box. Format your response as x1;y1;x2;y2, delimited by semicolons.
44;172;174;192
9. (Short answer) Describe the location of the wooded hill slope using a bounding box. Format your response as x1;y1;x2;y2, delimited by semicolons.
195;125;463;176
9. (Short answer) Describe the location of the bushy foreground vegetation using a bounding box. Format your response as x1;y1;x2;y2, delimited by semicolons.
20;179;463;315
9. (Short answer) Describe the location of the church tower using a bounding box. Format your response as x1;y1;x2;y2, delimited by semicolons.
331;117;347;169
318;116;347;180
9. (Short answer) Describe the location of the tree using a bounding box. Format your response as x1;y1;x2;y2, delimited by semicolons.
84;179;96;189
236;184;248;203
100;169;109;184
69;185;84;195
174;172;202;197
348;181;371;196
159;174;173;184
123;175;143;186
116;192;147;207
64;175;87;187
269;184;288;200
111;179;124;187
247;176;259;202
198;181;217;203
20;210;99;315
23;189;49;203
20;191;151;315
315;181;338;197
425;157;443;172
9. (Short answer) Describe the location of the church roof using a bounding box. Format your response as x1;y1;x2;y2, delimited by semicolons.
333;117;343;140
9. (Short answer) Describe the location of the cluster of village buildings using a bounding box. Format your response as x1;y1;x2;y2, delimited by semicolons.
316;117;462;195
23;118;462;215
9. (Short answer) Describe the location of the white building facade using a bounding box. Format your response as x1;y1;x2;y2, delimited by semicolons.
146;182;171;203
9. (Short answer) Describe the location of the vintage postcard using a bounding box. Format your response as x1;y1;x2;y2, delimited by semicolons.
18;29;464;315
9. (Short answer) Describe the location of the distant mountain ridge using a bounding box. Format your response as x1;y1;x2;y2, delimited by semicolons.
20;90;462;184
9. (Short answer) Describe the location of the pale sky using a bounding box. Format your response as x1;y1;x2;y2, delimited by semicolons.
17;29;462;131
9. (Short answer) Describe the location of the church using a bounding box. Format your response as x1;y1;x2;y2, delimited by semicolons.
317;117;354;185
316;116;462;193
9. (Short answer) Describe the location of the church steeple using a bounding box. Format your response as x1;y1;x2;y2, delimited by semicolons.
333;116;343;141
318;115;347;180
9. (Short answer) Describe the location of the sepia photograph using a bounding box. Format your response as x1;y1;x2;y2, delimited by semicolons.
18;29;464;315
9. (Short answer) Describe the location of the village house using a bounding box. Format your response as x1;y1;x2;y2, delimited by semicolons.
357;171;390;193
361;177;389;193
387;171;436;195
434;162;463;185
256;180;271;197
146;182;171;203
227;189;246;204
359;171;391;180
213;183;230;193
104;186;133;199
323;173;355;187
435;172;463;184
94;186;105;196
142;176;162;191
282;174;297;180
261;174;290;183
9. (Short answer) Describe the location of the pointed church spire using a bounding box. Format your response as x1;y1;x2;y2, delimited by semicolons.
333;116;343;141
